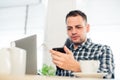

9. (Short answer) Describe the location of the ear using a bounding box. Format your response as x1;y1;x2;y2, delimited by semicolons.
86;24;90;33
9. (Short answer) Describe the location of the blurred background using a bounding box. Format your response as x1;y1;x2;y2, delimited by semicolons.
0;0;120;78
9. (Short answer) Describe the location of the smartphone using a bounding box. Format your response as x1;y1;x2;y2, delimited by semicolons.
52;47;65;53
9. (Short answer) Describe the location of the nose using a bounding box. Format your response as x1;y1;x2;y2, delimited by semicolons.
71;28;77;35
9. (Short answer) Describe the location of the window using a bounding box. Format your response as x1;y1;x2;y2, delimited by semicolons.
0;2;46;71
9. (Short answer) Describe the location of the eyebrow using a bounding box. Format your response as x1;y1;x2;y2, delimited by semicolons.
75;24;82;27
67;24;82;27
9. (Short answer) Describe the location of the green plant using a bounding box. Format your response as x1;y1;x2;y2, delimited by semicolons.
39;64;56;76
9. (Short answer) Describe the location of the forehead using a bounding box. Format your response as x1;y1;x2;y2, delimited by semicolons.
66;16;85;25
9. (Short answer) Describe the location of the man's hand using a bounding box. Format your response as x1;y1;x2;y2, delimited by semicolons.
50;46;81;72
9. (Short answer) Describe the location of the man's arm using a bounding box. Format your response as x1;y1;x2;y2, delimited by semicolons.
99;45;115;79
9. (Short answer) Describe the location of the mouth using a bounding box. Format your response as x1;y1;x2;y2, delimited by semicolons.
71;36;78;41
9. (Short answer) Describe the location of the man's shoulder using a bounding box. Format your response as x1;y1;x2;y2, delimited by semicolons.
90;41;111;52
88;38;110;47
87;39;111;50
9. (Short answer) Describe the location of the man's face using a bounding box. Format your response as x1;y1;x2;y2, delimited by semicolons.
66;15;89;44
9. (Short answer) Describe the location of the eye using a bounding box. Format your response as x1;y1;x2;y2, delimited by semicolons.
67;26;72;30
67;28;71;30
76;26;80;29
76;25;82;29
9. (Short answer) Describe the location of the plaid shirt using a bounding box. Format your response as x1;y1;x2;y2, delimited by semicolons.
56;38;115;79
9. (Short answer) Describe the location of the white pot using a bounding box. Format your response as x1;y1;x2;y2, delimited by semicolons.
0;47;26;75
8;47;26;75
0;48;11;74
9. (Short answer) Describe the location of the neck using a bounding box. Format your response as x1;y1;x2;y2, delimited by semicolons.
74;45;79;50
73;38;87;50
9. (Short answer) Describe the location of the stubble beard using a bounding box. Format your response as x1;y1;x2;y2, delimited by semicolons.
73;39;85;46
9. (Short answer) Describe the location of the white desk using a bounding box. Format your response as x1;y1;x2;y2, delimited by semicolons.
0;75;113;80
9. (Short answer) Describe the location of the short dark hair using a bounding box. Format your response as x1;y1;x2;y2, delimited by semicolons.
65;10;87;24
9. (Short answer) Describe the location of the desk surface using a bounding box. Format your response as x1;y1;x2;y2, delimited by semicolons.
0;75;113;80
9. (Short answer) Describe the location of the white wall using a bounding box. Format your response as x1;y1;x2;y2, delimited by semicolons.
76;0;120;25
43;0;76;66
0;0;40;8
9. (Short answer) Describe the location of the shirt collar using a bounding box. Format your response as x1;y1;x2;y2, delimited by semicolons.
69;38;92;50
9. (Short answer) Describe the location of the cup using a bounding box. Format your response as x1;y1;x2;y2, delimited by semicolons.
0;48;11;74
80;60;99;73
8;47;26;75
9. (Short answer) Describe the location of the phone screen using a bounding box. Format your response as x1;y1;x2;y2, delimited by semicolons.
52;47;65;53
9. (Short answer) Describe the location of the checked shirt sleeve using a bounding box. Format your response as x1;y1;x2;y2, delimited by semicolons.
98;45;115;79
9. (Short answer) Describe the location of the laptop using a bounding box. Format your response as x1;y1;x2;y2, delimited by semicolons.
14;34;37;75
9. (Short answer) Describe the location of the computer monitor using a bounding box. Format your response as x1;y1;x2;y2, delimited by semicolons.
14;34;37;75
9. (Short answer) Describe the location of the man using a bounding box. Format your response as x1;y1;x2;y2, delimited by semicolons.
50;10;114;79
